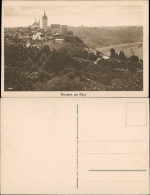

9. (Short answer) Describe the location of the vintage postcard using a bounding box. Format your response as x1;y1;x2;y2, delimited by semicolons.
1;0;149;97
1;98;149;194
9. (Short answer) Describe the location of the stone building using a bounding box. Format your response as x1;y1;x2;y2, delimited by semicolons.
51;24;61;34
61;25;68;34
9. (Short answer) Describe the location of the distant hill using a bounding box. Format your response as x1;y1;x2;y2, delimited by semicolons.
69;26;143;48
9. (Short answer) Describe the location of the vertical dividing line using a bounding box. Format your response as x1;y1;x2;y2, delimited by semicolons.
125;102;127;126
77;104;79;189
77;104;78;141
145;102;147;126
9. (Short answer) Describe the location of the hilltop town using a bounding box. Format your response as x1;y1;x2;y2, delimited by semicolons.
4;11;72;49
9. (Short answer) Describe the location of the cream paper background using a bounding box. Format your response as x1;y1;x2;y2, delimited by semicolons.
1;0;149;97
1;98;149;194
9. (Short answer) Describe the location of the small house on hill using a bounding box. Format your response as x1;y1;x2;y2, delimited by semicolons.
32;32;42;40
54;38;65;44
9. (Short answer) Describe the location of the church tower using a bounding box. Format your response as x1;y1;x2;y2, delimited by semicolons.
42;11;48;31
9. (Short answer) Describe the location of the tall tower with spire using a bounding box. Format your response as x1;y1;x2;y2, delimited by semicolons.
42;11;48;31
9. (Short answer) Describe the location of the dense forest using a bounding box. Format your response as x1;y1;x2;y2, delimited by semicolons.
5;34;143;91
69;26;143;48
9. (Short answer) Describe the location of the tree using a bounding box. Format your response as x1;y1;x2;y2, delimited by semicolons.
43;45;50;55
128;55;139;63
128;55;140;73
110;48;116;58
118;51;126;60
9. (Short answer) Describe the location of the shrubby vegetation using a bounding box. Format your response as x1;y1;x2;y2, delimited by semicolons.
4;35;143;91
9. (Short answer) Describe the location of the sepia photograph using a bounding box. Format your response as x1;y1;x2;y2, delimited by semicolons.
1;98;149;194
1;0;149;97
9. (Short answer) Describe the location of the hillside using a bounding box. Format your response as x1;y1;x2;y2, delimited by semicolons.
5;34;143;91
69;26;143;48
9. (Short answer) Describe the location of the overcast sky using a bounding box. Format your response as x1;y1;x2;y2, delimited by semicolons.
4;2;143;27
